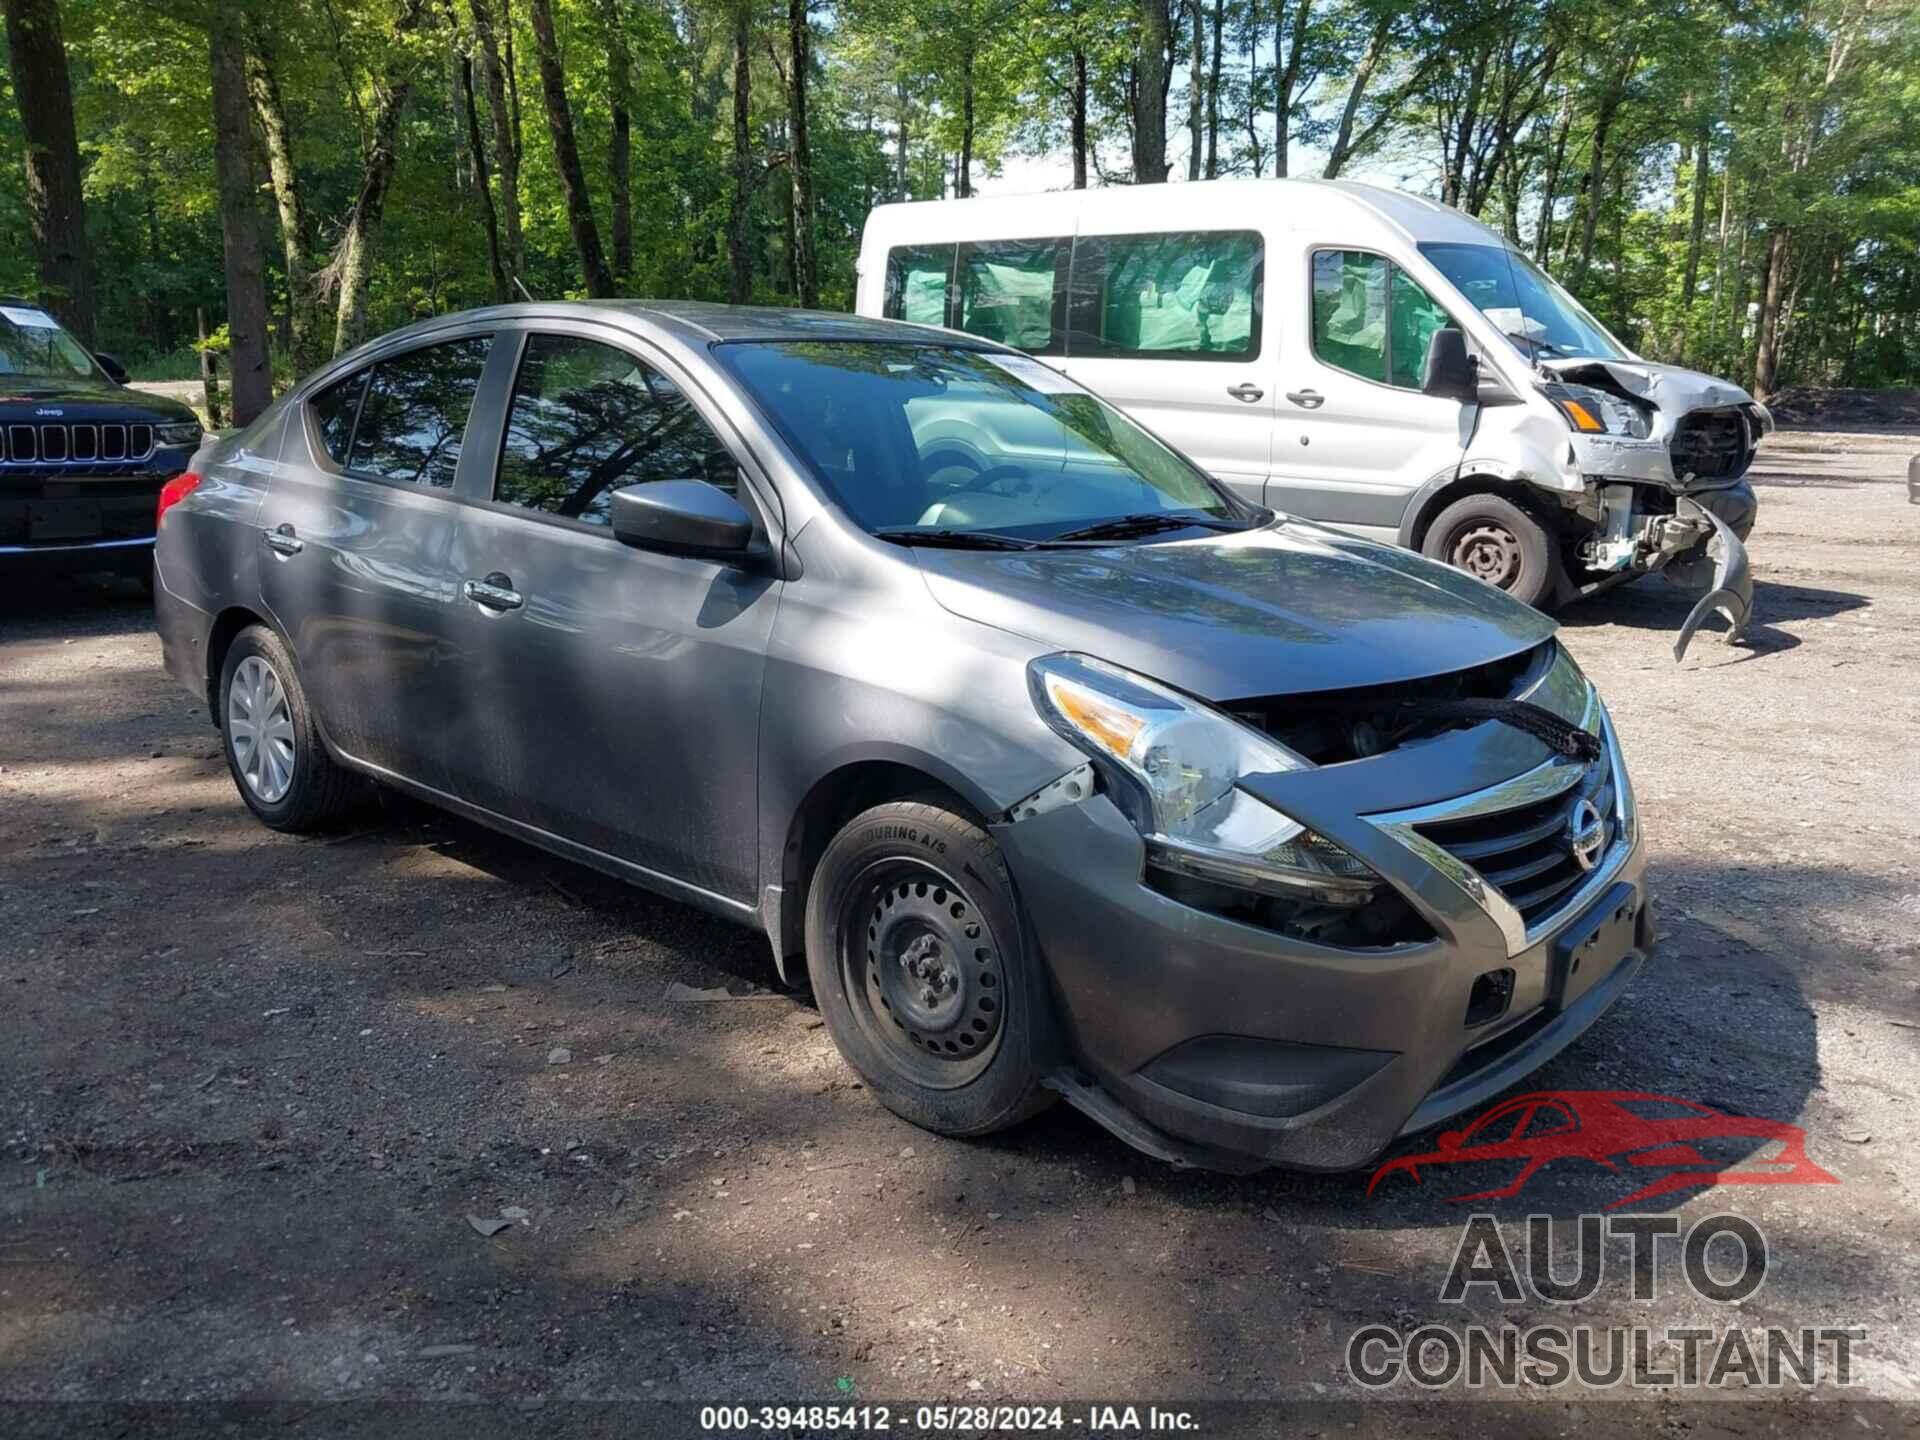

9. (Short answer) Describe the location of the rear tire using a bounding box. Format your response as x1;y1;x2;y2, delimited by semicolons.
1421;493;1560;610
218;624;357;833
804;800;1056;1138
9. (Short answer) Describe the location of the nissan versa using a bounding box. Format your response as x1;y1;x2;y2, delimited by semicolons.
153;302;1650;1173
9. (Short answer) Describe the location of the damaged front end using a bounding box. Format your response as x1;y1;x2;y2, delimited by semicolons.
1539;357;1768;658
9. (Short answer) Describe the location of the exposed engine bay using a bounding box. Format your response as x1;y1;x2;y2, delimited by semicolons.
1529;357;1768;659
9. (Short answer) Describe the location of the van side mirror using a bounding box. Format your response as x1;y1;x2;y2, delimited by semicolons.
94;351;130;385
1421;328;1478;404
610;479;754;557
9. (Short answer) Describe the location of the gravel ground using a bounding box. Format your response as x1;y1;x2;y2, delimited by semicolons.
1;426;1916;1433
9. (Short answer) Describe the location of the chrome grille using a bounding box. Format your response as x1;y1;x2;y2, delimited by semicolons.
0;422;154;465
1412;759;1615;926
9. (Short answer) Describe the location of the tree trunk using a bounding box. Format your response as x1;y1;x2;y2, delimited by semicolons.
602;0;633;280
329;79;413;355
1322;11;1389;181
1204;0;1222;179
244;22;325;375
727;0;753;303
3;0;94;343
1273;0;1311;179
1186;0;1203;180
958;48;975;197
1071;48;1089;188
1440;44;1490;208
1133;0;1169;183
1752;226;1791;399
469;0;524;284
1573;57;1633;287
895;74;910;199
1678;114;1710;335
528;0;614;296
459;53;511;302
209;27;271;423
1534;94;1571;262
786;0;817;304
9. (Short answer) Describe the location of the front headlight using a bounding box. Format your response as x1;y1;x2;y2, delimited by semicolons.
1028;653;1379;904
1545;383;1651;439
155;420;203;447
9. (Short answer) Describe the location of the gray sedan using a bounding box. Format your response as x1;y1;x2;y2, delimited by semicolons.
153;302;1650;1172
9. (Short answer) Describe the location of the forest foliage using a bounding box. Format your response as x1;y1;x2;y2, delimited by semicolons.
2;0;1914;407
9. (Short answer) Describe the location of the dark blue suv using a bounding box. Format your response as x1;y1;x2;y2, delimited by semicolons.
1;299;203;581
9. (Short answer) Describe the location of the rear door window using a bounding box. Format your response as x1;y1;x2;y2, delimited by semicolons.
310;372;367;466
346;336;493;487
1067;230;1262;358
493;334;741;528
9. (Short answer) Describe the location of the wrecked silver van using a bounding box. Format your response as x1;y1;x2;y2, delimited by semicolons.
857;179;1767;656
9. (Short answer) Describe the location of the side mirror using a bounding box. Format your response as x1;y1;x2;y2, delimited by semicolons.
1421;327;1478;404
610;479;754;557
94;351;130;385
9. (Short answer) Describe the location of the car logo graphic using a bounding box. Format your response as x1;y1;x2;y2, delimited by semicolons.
35;407;63;418
1566;798;1607;872
1366;1090;1839;1209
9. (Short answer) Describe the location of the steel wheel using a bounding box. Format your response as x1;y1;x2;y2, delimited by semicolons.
227;654;296;803
1447;520;1524;588
840;858;1006;1090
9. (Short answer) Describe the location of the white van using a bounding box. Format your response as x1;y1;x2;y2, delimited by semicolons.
855;178;1764;645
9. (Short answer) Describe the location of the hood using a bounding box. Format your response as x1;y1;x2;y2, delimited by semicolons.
915;520;1556;703
1539;356;1764;422
0;374;197;421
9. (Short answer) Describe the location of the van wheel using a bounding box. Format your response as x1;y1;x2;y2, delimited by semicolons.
804;801;1056;1138
218;624;357;832
1422;494;1560;609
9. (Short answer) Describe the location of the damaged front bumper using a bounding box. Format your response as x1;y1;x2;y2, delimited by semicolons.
992;667;1652;1174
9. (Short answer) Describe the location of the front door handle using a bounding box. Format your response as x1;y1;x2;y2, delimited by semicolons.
463;573;524;611
1286;389;1325;409
1226;382;1265;403
262;523;303;556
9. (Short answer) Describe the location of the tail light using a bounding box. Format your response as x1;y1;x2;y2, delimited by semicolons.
156;471;202;527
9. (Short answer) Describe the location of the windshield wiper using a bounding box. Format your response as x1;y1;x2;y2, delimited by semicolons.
1506;331;1563;358
871;526;1039;551
1047;512;1243;544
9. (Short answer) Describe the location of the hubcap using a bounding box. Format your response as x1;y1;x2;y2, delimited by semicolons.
1449;521;1523;588
227;655;296;803
841;861;1005;1087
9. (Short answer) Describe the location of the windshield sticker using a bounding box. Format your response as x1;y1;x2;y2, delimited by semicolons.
1;305;61;330
983;353;1085;395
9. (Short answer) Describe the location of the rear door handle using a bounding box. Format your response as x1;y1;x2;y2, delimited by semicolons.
1286;389;1325;409
1226;382;1265;403
262;523;303;556
463;573;524;611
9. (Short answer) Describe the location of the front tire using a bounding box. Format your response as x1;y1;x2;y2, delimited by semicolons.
804;800;1056;1138
1421;493;1561;610
218;624;356;832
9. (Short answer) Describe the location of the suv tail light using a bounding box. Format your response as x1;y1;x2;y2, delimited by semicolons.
156;471;202;527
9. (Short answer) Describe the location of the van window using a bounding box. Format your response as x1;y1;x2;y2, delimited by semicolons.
1311;250;1453;389
957;239;1064;353
885;245;955;327
1068;231;1260;359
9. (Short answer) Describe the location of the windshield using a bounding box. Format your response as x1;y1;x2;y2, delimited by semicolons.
716;341;1257;544
0;304;100;380
1418;244;1628;362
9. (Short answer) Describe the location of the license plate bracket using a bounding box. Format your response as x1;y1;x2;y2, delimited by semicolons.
29;498;103;541
1550;880;1639;1011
